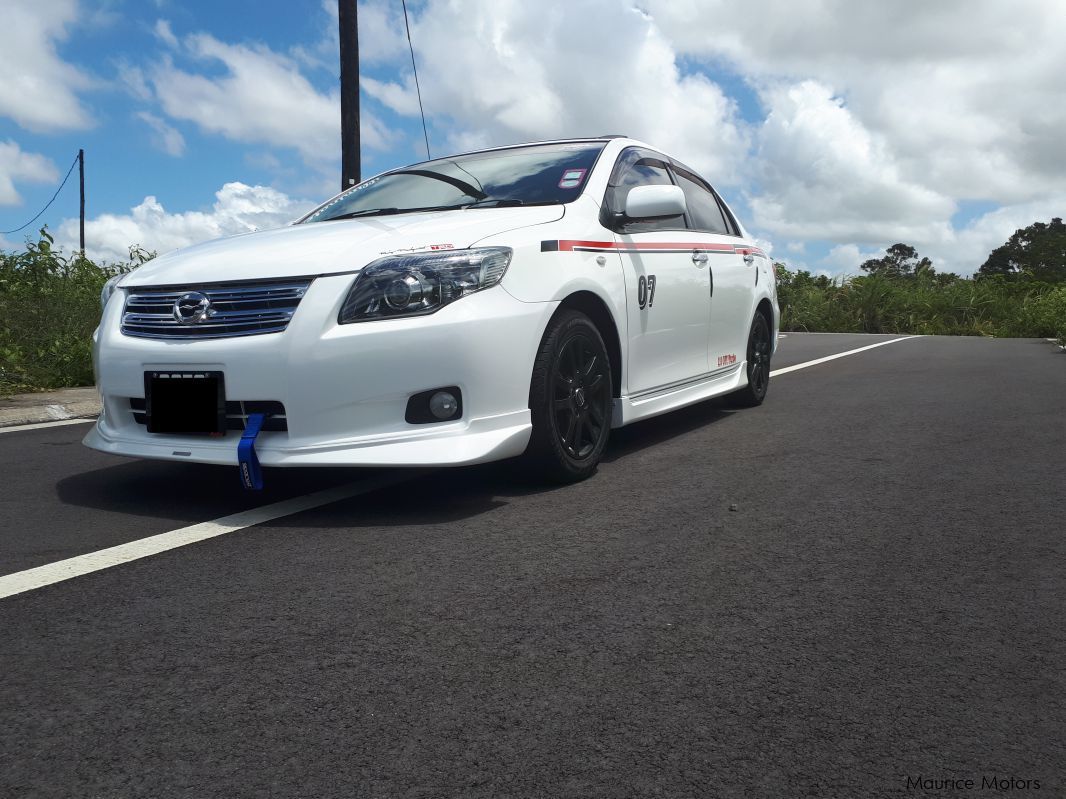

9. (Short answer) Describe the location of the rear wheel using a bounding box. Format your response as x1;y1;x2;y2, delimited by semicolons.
728;312;771;407
525;310;612;483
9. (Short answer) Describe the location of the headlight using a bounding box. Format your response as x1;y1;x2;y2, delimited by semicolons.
339;247;512;323
100;273;124;312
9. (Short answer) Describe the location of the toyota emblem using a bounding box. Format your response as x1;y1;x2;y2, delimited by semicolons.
173;292;211;324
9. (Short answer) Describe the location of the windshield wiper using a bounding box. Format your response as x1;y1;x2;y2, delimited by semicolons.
462;199;560;209
326;208;402;220
321;199;557;222
325;205;465;221
387;170;487;200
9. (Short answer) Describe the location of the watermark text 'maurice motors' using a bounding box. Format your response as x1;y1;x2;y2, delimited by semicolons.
906;775;1041;792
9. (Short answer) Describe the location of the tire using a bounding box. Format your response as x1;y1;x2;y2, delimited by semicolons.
524;309;613;483
727;312;772;408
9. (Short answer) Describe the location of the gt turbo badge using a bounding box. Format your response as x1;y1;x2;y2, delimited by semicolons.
558;168;587;189
379;243;455;255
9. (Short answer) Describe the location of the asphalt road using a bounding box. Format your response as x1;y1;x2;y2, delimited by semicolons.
1;333;1063;798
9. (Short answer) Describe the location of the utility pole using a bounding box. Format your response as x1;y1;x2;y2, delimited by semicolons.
339;0;360;191
78;148;85;255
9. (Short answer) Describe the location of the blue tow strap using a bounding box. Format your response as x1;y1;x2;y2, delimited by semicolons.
238;412;266;490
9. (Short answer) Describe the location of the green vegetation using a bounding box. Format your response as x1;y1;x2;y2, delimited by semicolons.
0;230;151;395
776;219;1066;343
978;217;1066;282
776;264;1066;340
1;219;1063;396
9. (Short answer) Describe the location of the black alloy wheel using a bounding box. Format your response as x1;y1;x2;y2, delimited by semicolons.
728;312;772;407
526;310;613;483
553;331;610;459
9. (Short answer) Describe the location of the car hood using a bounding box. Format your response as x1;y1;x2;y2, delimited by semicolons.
123;205;565;286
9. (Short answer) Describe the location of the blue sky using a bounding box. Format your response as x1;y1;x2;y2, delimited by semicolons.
2;2;416;225
2;0;1063;275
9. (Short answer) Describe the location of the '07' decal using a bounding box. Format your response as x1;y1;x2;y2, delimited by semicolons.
637;274;656;309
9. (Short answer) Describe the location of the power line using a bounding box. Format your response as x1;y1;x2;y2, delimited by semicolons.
1;152;81;236
401;0;431;160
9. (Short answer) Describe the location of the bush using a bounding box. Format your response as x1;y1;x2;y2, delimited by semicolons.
775;264;1065;339
0;229;151;395
0;234;1061;396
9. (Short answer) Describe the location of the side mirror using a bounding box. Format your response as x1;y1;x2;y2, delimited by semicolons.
624;185;687;219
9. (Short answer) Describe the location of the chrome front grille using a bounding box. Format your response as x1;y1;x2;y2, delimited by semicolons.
121;279;313;339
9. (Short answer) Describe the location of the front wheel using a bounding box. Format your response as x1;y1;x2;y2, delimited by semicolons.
727;313;772;407
524;310;613;483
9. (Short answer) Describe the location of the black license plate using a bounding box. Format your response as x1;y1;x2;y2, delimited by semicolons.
144;371;226;434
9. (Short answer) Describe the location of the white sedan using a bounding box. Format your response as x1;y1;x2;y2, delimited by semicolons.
87;137;778;484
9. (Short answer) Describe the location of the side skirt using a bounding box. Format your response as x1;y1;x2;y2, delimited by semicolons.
611;363;747;427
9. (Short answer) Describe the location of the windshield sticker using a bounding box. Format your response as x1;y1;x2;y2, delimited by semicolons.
349;176;381;192
558;168;587;189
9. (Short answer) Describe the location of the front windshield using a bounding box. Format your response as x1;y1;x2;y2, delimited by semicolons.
302;142;606;223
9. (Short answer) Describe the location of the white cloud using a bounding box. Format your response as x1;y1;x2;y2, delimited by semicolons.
0;0;94;131
56;182;315;264
645;0;1066;216
355;0;409;63
6;0;1056;282
151;35;341;162
148;31;392;167
750;81;956;243
116;61;153;101
136;112;186;157
923;198;1066;277
365;0;747;183
821;244;888;276
0;140;59;206
362;76;421;117
292;0;406;71
154;19;179;49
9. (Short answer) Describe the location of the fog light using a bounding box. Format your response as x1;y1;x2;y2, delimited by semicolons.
429;391;458;420
405;386;463;424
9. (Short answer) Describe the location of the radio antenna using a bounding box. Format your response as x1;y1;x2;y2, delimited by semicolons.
401;0;432;160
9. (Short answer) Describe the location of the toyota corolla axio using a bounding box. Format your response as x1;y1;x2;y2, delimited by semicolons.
87;137;778;484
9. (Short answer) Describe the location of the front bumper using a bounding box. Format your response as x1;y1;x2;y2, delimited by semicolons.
85;277;556;467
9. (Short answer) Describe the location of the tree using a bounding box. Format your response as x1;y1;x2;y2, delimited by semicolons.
860;243;934;278
977;217;1066;283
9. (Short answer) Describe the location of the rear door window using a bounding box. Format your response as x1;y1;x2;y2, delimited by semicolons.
672;167;730;235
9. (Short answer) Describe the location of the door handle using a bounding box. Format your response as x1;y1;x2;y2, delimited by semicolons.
692;251;709;266
743;253;755;265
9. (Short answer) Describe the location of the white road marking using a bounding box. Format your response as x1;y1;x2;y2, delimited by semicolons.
2;334;923;600
0;474;416;600
0;418;95;435
781;331;905;336
771;336;921;377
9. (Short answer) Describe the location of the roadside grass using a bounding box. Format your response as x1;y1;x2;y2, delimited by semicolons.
1;233;1063;395
776;267;1066;341
0;230;150;396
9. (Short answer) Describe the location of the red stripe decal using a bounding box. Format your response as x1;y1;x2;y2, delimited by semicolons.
555;240;763;256
558;240;614;252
